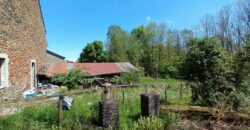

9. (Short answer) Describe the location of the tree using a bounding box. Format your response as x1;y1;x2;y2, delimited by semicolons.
107;25;128;62
230;42;250;109
200;14;216;38
216;6;234;51
184;38;226;107
236;0;250;44
78;41;109;62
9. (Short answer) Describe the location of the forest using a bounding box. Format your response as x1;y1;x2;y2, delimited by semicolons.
77;0;250;109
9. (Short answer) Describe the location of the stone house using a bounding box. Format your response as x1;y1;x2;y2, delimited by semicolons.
0;0;46;90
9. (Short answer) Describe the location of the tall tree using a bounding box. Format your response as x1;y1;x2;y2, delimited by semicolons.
78;41;109;62
200;14;216;38
216;6;234;51
107;25;129;62
236;0;250;44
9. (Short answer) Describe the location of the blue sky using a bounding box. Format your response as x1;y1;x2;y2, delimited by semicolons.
40;0;234;61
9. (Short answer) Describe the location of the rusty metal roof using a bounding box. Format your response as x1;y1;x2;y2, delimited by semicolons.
47;62;136;77
74;63;123;76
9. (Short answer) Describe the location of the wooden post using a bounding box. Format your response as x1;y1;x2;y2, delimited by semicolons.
91;80;93;89
165;89;167;103
122;90;125;103
58;95;63;130
110;86;112;100
180;84;183;100
112;86;115;100
186;82;189;94
116;77;118;85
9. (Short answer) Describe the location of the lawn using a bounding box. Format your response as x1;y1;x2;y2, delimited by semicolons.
0;78;188;130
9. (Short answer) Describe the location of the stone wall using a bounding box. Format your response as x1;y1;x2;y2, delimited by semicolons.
0;0;46;89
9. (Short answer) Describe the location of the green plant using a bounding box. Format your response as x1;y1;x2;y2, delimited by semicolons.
133;113;180;130
159;113;180;129
134;116;164;130
51;70;87;90
230;43;250;110
120;70;142;85
183;38;226;107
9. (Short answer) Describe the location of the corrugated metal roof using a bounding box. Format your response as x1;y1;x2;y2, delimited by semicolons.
74;63;123;76
46;62;136;77
47;63;67;77
115;62;136;72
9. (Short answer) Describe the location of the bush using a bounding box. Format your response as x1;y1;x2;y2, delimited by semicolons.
51;70;87;90
183;38;250;110
230;43;250;110
134;116;164;130
159;56;185;78
183;38;227;107
134;113;180;130
120;70;143;85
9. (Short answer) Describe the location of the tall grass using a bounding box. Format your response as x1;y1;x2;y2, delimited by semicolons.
0;78;188;130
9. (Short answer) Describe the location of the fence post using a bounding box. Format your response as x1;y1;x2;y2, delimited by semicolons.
180;84;183;100
58;95;63;130
165;88;167;103
186;82;189;94
145;85;147;93
110;86;112;100
122;90;125;103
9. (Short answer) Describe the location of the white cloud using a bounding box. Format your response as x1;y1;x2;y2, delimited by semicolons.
146;16;151;22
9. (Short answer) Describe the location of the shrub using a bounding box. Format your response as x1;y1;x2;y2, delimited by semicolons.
230;43;250;110
183;38;250;110
159;56;185;78
159;113;180;129
134;116;164;130
183;38;227;107
51;70;87;90
120;70;143;85
134;113;180;130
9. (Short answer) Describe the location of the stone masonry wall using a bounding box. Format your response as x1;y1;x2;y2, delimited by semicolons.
0;0;46;89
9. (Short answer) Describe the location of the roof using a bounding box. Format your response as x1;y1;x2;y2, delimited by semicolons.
74;63;123;76
47;63;67;77
46;50;65;60
46;62;136;77
115;62;136;72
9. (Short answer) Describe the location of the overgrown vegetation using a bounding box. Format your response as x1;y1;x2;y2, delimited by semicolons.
182;39;250;110
134;113;180;130
120;70;143;85
0;79;186;130
51;70;87;90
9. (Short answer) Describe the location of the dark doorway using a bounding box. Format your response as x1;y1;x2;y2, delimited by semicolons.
0;58;4;86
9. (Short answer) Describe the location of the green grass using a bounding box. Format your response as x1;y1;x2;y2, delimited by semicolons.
0;78;189;130
139;77;186;85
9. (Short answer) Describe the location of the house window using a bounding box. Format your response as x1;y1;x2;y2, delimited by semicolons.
0;53;9;88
